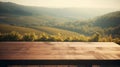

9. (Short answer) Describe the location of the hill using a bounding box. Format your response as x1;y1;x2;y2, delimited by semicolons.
30;26;81;36
93;11;120;28
0;2;32;15
51;11;120;36
0;2;116;19
0;24;44;34
0;15;71;27
0;24;82;37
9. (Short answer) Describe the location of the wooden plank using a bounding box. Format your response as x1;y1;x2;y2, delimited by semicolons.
0;42;120;60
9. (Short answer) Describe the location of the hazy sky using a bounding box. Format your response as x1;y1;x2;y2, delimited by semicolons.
0;0;120;8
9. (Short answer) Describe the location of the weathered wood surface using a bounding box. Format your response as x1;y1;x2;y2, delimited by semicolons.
0;42;120;60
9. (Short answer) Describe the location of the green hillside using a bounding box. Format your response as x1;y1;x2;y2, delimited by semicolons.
0;24;44;34
31;26;81;36
0;15;71;27
0;24;82;37
93;11;120;28
0;24;88;41
53;11;120;36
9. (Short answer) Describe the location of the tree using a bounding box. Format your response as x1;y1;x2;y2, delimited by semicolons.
89;32;101;42
22;33;37;41
1;31;22;41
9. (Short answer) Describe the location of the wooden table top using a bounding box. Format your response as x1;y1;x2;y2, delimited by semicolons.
0;42;120;60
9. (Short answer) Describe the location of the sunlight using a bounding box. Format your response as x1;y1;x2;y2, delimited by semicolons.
0;0;120;8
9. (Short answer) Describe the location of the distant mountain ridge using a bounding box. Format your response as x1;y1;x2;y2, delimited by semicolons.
0;2;118;19
93;11;120;28
0;2;32;15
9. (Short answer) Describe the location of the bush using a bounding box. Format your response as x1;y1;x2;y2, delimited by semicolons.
0;31;22;41
89;32;100;42
22;33;37;41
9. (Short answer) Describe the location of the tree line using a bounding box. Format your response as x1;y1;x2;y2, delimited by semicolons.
0;31;119;44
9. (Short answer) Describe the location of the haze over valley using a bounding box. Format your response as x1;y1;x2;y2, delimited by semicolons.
0;0;120;44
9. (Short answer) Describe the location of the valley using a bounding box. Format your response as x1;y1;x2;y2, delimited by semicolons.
0;2;119;44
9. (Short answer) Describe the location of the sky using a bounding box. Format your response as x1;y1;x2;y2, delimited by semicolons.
0;0;120;9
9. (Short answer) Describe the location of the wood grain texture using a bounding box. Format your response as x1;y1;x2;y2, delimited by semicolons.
0;42;120;60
